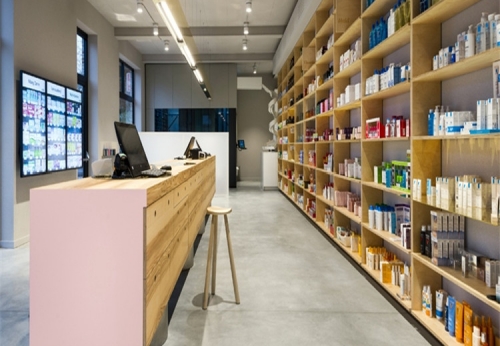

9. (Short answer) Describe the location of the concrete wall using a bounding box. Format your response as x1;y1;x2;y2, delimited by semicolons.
236;73;277;181
0;0;142;248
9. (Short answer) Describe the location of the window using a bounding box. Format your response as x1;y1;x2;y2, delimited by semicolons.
119;60;134;124
154;108;232;132
77;28;89;178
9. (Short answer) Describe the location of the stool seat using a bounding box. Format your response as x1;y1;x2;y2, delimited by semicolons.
207;206;232;215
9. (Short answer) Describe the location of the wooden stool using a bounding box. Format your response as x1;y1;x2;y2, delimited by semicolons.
203;206;240;310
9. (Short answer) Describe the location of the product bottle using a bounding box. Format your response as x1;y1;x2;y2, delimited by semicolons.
434;105;440;135
485;13;492;50
368;205;375;228
476;13;488;54
428;109;435;135
495;14;500;47
385;119;391;137
388;7;395;37
465;25;476;58
488;13;496;49
496;275;500;302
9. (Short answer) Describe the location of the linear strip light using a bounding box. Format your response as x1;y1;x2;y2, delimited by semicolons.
193;69;203;83
179;43;196;68
154;0;184;42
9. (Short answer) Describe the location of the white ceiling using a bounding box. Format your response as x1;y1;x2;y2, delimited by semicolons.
85;0;299;75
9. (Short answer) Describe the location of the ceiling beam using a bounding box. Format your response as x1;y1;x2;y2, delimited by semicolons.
142;53;274;64
114;26;285;40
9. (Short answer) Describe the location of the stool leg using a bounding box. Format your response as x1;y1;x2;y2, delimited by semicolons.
224;214;240;304
203;215;215;310
211;215;218;295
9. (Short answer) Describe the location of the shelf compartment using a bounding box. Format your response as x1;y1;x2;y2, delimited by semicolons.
363;24;411;59
318;221;363;264
334;17;361;47
411;197;496;226
413;253;500;312
362;80;410;101
362;0;396;19
362;222;411;254
334;59;362;79
316;78;334;92
334;206;362;224
413;48;500;82
334;99;361;111
317;14;334;39
363;181;411;198
412;0;482;25
316;45;334;66
361;263;412;311
333;173;362;184
316;109;334;118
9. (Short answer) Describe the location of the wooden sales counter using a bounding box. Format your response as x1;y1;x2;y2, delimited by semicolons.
30;156;216;346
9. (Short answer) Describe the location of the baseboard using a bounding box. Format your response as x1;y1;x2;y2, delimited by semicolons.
0;234;30;249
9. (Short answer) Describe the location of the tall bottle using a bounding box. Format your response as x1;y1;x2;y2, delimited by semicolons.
465;25;476;58
488;13;496;49
495;14;500;47
476;12;488;54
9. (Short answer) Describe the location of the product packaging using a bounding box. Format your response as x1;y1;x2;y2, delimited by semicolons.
455;300;464;343
448;296;456;337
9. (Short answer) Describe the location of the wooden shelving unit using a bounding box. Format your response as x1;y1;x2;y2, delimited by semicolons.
276;0;500;343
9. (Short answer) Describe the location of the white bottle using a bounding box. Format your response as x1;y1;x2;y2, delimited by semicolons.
485;13;492;50
489;13;496;49
465;25;476;58
496;14;500;47
476;12;488;54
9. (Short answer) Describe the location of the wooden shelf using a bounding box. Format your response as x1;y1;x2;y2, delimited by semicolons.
412;0;482;25
334;17;361;47
412;198;496;226
411;310;461;346
363;81;410;101
295;55;303;69
334;100;361;111
334;206;362;224
317;15;334;39
334;139;361;144
362;263;412;311
333;173;362;184
316;45;334;66
316;109;334;118
321;223;363;264
363;181;411;198
363;136;410;142
315;166;334;174
413;133;500;141
363;24;410;59
316;78;334;92
304;64;316;78
362;222;411;255
362;0;396;19
334;59;361;79
316;194;334;207
413;254;500;312
413;48;500;82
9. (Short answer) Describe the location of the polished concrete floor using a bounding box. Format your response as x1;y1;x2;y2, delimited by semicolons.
0;183;435;346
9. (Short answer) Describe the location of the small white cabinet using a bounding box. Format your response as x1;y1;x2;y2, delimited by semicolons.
261;151;278;190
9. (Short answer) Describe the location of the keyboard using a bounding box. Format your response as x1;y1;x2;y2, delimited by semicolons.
141;168;168;177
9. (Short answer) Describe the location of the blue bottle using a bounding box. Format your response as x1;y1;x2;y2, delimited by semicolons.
428;109;435;136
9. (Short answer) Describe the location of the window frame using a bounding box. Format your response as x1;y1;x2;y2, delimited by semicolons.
119;60;135;124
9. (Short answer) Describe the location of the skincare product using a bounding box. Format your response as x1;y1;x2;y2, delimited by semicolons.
436;290;446;321
448;296;456;337
496;275;500;303
455;300;464;343
465;25;476;58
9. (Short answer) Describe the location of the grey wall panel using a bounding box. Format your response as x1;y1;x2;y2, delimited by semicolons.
153;65;173;109
191;66;210;108
228;64;237;108
209;64;229;108
172;64;193;108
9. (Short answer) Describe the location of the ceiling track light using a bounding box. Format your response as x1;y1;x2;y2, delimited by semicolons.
179;43;196;68
253;63;257;74
137;1;143;13
164;40;169;51
242;39;248;51
243;22;249;35
246;1;252;13
153;23;159;36
193;69;204;84
154;0;184;42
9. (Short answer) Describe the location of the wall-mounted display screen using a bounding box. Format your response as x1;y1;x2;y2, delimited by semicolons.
66;88;83;169
20;72;47;177
19;70;84;177
47;81;67;172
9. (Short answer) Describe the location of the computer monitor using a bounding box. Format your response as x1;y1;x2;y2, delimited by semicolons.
238;139;246;149
114;121;150;177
